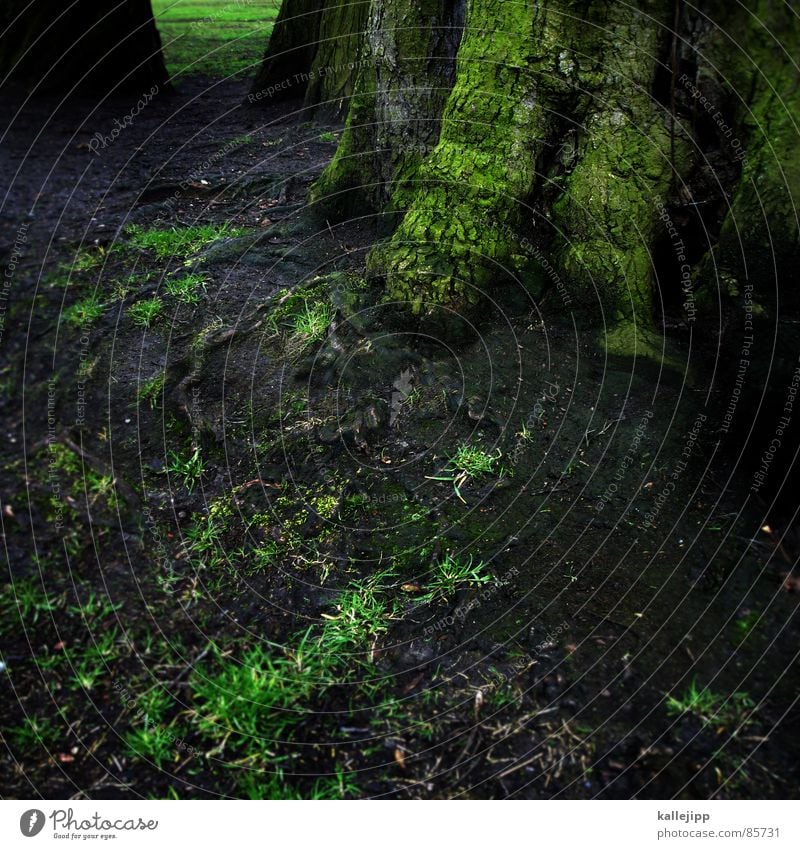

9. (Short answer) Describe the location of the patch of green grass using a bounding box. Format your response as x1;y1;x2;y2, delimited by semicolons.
68;629;120;691
291;301;333;345
48;442;81;474
165;272;207;304
666;679;756;733
137;371;166;409
429;443;504;502
422;554;490;604
128;297;163;327
164;445;205;493
111;272;150;301
319;581;394;658
447;444;502;479
123;689;181;768
191;632;333;758
125;723;179;768
85;470;120;510
7;715;62;750
238;766;358;800
67;591;122;624
249;541;280;571
63;295;104;327
68;246;105;272
153;0;281;79
318;131;336;143
0;579;64;630
126;223;243;260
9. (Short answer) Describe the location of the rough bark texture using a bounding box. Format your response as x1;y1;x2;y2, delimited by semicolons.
250;0;327;103
255;0;799;338
309;0;465;216
304;0;371;120
0;0;169;94
251;0;371;120
691;0;800;319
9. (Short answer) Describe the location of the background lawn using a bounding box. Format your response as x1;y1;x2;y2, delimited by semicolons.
153;0;282;79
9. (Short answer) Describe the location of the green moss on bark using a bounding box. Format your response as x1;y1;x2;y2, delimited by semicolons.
693;1;800;316
551;2;689;324
366;0;576;312
310;0;464;216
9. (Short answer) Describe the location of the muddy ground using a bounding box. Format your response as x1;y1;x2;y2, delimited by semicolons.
1;73;798;800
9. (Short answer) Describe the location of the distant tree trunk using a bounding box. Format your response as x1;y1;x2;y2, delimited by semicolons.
255;0;799;343
0;0;170;95
250;0;327;105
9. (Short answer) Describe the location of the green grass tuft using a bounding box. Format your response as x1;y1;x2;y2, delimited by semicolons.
137;372;166;409
126;223;243;260
666;679;755;732
165;272;207;304
128;297;163;327
164;446;205;493
63;296;104;327
423;554;490;604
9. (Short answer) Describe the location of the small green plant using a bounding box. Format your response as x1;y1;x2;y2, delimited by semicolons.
137;372;166;409
516;420;534;442
428;443;503;502
128;297;163;327
0;579;63;628
165;272;207;304
448;444;502;478
63;296;104;327
126;223;242;260
318;131;336;142
238;766;357;800
69;630;119;691
85;471;119;509
69;246;105;271
123;688;178;767
249;541;280;571
422;554;490;604
666;679;755;732
291;301;333;345
319;583;393;657
67;591;122;623
191;635;331;758
7;715;62;750
164;445;205;493
124;724;178;768
111;272;150;300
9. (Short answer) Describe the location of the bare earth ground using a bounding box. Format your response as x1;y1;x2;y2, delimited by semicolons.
1;70;799;799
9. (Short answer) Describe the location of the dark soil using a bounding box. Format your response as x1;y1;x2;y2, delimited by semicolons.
1;74;798;800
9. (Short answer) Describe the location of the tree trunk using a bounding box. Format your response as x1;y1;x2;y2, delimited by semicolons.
250;0;327;105
0;0;170;95
255;0;799;338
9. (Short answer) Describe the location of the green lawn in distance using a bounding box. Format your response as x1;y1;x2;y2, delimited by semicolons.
152;0;281;80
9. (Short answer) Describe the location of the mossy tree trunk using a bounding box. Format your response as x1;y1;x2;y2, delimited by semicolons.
0;0;169;94
256;0;799;334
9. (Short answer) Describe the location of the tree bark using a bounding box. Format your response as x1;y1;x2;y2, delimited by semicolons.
250;0;327;104
254;0;799;338
0;0;170;95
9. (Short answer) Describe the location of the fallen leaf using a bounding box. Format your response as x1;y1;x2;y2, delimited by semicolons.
393;748;406;769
